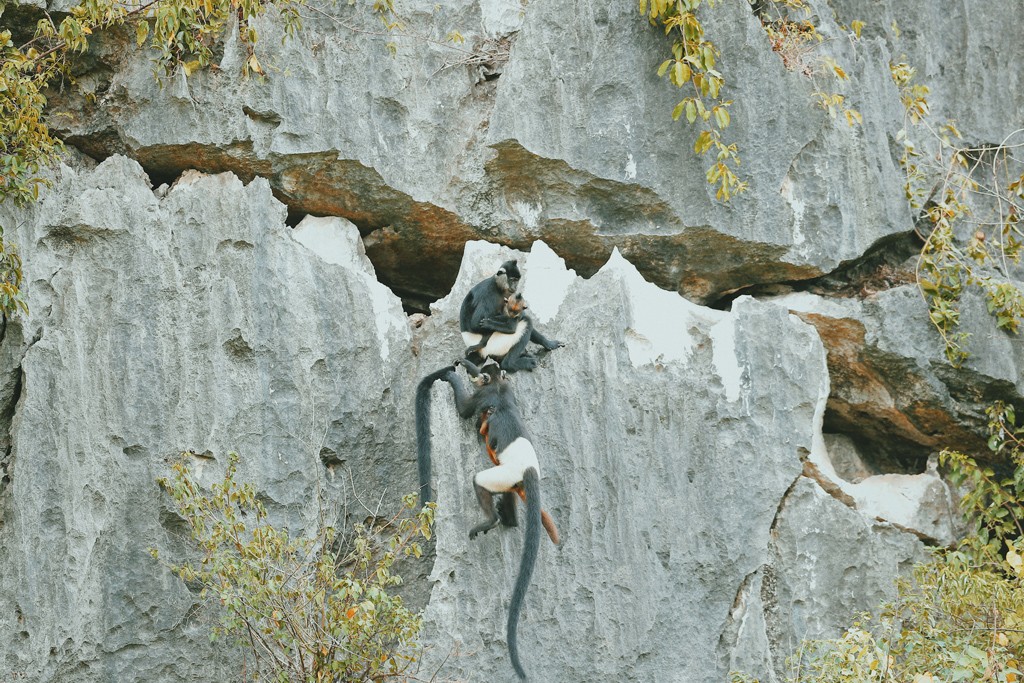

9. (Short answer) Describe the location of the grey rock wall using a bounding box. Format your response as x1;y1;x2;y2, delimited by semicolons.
40;0;1024;305
1;0;1023;680
774;288;1024;467
0;159;932;681
0;157;414;680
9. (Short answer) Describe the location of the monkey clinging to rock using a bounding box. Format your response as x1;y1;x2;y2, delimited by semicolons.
459;259;564;372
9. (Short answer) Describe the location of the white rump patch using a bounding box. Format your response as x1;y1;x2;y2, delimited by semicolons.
474;437;540;492
482;322;528;357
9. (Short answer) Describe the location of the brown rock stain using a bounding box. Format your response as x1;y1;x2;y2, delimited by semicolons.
796;311;986;469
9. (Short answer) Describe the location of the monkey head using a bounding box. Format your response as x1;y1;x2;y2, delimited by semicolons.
503;292;528;318
457;358;493;387
494;260;521;295
469;372;492;388
480;358;506;384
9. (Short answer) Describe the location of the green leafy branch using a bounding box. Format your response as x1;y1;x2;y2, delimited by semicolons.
0;0;307;209
942;402;1024;563
1;29;67;206
639;0;866;202
640;0;745;202
894;51;1024;366
0;236;27;318
153;451;435;681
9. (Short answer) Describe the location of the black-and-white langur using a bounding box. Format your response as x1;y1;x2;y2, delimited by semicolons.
415;364;520;525
445;358;553;681
478;400;559;545
463;291;529;360
460;259;521;335
459;260;564;372
414;359;559;535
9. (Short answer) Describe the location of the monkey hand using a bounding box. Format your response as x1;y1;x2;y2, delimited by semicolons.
544;339;565;351
479;316;520;334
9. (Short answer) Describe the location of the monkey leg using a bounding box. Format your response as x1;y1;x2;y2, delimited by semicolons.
472;458;531;539
497;492;518;528
469;482;501;540
497;329;537;373
530;326;565;351
460;333;488;365
501;351;538;372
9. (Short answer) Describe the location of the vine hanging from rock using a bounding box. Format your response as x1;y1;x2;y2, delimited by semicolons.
892;57;1024;366
638;0;861;203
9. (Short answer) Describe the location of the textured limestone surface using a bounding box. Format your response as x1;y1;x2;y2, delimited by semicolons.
0;157;414;681
34;0;1024;305
0;159;934;681
2;0;1023;679
773;288;1024;467
762;478;926;679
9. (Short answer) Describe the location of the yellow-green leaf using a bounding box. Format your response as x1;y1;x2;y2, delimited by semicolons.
247;54;264;75
713;106;730;129
685;100;697;123
672;60;686;86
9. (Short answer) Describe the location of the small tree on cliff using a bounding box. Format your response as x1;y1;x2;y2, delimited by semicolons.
153;451;434;681
732;403;1024;683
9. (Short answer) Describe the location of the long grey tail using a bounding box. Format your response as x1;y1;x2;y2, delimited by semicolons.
415;365;455;507
508;467;541;681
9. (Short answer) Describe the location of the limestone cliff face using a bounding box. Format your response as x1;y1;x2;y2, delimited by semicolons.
0;158;934;681
37;0;1022;305
0;0;1022;681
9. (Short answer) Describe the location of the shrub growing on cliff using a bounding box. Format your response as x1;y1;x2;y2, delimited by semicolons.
735;553;1024;681
892;58;1024;367
0;237;27;318
153;452;434;681
732;404;1024;682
